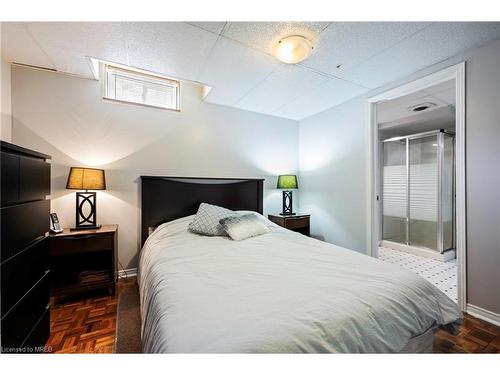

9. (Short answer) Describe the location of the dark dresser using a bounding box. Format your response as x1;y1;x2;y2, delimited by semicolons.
1;141;51;353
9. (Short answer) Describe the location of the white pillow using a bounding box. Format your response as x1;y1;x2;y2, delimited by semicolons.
219;213;270;241
188;203;235;236
236;210;280;228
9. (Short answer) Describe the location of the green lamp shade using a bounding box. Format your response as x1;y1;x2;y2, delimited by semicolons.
277;175;298;189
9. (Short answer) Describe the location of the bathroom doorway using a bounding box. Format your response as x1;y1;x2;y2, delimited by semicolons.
368;64;466;310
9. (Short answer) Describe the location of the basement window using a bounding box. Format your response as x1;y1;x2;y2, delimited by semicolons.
103;64;180;111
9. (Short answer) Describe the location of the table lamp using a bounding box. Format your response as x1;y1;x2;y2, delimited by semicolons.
277;174;298;216
66;167;106;230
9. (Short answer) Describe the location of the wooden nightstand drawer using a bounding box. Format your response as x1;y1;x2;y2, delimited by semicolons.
50;233;112;256
268;214;311;236
285;217;309;229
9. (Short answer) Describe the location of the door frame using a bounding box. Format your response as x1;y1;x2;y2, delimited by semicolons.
367;62;466;312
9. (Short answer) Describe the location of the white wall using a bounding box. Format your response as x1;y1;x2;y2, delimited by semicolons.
0;57;12;142
10;37;499;316
11;65;299;269
298;38;500;314
299;96;368;252
464;38;500;315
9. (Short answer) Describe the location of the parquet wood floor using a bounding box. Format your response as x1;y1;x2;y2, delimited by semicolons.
45;278;500;353
45;278;135;354
434;313;500;353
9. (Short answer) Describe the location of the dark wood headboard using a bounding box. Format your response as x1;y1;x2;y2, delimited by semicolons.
140;176;264;245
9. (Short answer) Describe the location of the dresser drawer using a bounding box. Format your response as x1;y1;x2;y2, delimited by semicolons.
1;271;50;349
285;217;309;229
1;237;49;316
0;200;50;261
50;233;113;256
20;306;50;353
0;151;50;207
19;155;51;202
1;151;20;206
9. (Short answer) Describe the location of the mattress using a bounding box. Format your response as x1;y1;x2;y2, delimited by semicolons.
138;213;460;353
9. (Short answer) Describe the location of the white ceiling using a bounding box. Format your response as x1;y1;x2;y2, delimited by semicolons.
2;22;500;121
377;79;456;138
377;79;456;124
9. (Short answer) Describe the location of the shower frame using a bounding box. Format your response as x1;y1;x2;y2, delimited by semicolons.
381;129;455;254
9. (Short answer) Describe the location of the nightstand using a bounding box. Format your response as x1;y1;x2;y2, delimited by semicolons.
49;225;118;299
268;214;310;236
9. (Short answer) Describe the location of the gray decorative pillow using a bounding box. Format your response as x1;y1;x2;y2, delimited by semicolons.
219;213;270;241
188;203;235;236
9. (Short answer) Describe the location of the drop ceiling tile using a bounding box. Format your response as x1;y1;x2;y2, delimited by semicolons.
125;22;219;82
273;78;368;120
235;65;329;114
223;22;329;55
4;21;500;122
25;22;128;77
187;22;227;35
302;22;432;75
200;37;280;106
339;22;500;89
1;23;56;70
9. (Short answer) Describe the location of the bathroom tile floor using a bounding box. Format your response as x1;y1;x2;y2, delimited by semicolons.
378;246;457;303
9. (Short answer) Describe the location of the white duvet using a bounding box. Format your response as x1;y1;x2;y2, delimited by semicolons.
138;214;460;353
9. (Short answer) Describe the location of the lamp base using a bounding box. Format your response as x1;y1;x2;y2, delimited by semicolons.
75;191;99;229
281;190;294;216
70;224;102;231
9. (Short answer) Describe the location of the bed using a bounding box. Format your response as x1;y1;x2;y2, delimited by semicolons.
138;176;461;353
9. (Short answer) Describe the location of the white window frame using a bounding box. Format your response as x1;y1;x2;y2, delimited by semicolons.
102;64;180;111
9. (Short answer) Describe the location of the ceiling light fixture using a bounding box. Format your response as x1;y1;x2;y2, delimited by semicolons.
274;35;314;64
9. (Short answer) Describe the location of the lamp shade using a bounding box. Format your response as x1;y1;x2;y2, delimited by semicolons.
277;175;298;189
66;167;106;190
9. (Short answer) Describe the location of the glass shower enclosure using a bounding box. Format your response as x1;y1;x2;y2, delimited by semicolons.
381;130;455;253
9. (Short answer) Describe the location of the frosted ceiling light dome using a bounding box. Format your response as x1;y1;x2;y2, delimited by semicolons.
274;35;314;64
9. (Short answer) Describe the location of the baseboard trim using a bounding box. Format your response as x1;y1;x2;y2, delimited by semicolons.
467;303;500;327
118;268;137;279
